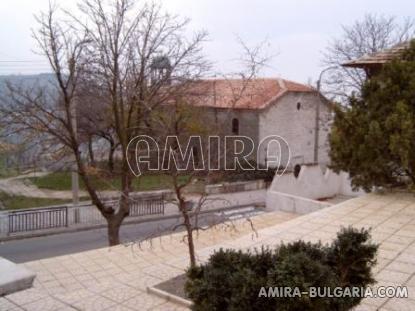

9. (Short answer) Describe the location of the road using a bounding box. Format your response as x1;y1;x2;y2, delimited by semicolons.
0;208;262;263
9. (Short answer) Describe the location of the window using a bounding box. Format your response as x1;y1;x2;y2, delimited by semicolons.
232;118;239;135
293;164;301;178
297;102;301;110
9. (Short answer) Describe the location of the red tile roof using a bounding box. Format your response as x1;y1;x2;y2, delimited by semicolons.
181;78;315;110
342;41;410;68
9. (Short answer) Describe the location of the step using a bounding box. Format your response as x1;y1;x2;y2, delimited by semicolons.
228;210;265;221
216;206;265;221
218;206;256;216
0;257;36;296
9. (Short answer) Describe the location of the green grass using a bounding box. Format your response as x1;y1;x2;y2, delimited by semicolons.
0;163;20;178
0;170;19;179
0;172;192;210
0;191;75;210
29;171;191;192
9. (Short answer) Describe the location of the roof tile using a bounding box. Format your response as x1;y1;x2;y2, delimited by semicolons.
342;41;411;68
181;78;315;109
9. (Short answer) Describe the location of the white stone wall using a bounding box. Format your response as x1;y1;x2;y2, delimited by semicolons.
258;92;331;167
269;165;364;200
266;191;332;214
266;164;365;213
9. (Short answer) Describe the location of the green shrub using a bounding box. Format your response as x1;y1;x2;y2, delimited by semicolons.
326;227;378;310
329;40;415;191
210;160;277;184
185;248;276;311
327;227;377;286
185;227;378;311
268;241;338;311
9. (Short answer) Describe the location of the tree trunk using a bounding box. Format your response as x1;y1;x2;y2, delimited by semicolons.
105;164;130;247
108;143;116;173
105;161;131;246
107;218;121;246
182;208;196;267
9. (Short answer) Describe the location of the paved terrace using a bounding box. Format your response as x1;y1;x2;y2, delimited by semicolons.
1;193;415;310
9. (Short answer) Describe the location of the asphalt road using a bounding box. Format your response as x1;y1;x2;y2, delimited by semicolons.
0;211;250;263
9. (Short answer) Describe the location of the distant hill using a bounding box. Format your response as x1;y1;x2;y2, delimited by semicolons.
0;73;57;146
0;73;56;91
0;73;57;109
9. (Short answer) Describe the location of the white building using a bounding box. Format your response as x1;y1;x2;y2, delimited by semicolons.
181;78;332;168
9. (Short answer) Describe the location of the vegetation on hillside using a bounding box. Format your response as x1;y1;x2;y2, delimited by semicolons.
0;191;74;210
28;171;190;192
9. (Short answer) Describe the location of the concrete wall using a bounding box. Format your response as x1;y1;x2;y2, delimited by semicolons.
266;191;331;214
266;164;365;213
269;164;363;199
258;92;331;167
205;179;265;194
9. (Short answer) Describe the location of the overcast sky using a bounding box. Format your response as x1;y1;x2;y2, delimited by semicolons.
0;0;413;84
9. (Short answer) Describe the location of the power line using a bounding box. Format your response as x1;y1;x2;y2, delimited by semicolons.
0;61;47;63
0;67;51;69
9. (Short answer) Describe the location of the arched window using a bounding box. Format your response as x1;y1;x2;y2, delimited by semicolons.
293;164;301;178
232;118;239;135
297;102;301;110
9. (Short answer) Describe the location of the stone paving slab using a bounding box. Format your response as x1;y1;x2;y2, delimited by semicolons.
3;193;415;310
1;209;295;310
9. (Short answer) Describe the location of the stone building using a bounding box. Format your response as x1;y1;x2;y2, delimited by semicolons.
174;78;332;169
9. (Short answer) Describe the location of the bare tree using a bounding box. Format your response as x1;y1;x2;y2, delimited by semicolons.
143;39;271;268
76;77;119;171
0;0;208;246
322;14;415;102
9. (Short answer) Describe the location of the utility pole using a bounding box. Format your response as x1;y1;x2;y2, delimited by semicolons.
71;98;79;206
313;66;337;164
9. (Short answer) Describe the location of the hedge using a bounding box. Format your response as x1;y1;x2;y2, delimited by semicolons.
185;227;378;311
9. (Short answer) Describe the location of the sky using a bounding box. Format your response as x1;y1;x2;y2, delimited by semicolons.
0;0;413;84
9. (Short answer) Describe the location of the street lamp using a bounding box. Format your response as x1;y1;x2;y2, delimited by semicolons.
313;66;337;164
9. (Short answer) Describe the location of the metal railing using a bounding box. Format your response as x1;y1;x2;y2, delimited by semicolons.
129;195;165;217
8;206;68;233
4;194;165;235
